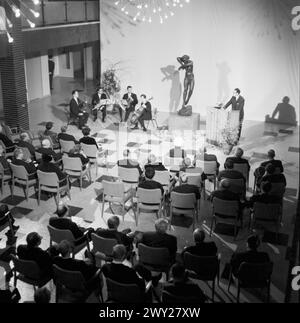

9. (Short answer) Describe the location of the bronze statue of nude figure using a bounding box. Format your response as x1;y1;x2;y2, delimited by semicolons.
177;55;195;106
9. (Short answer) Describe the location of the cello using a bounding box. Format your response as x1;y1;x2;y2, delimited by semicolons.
129;97;153;128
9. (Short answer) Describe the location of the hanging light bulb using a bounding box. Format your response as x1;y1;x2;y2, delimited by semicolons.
6;32;14;43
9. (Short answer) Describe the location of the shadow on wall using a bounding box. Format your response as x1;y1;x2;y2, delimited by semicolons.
216;61;231;104
161;65;182;113
266;97;298;126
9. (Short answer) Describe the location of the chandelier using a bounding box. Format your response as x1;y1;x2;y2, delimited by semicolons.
114;0;191;24
0;0;40;43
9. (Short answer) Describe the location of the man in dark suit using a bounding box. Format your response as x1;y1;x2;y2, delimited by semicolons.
261;164;287;187
117;149;142;175
230;234;270;276
182;229;217;258
79;127;99;149
11;148;37;180
225;148;250;172
218;159;246;184
48;55;55;91
17;232;53;277
260;149;284;173
69;90;89;129
223;88;245;142
163;263;207;303
57;125;77;143
173;173;201;200
133;94;152;132
139;218;177;263
123;86;138;122
91;87;108;122
138;166;164;195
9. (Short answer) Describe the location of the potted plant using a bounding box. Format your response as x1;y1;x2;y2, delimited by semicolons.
221;126;239;155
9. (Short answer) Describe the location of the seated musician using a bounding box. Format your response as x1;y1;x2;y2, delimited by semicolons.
123;86;138;122
132;94;152;132
69;90;89;129
92;87;107;123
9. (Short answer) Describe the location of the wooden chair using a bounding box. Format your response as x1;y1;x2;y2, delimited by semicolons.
153;170;172;193
196;160;218;194
118;166;140;191
164;156;183;173
183;252;220;302
233;163;250;189
170;192;198;230
59;139;75;154
136;188;164;225
10;255;52;291
62;156;91;191
223;178;246;199
228;262;273;303
47;224;89;258
10;164;37;201
138;243;172;280
81;143;106;177
91;234;117;265
0;140;15;159
101;180;135;222
37;170;70;206
210;197;241;240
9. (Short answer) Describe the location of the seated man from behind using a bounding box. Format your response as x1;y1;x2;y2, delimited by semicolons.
218;159;246;183
180;157;207;182
225;147;250;172
38;154;68;187
0;124;15;153
260;149;284;174
37;139;62;162
95;216;133;253
49;203;90;246
57;125;77;144
138;166;164;195
248;181;282;207
117;149;142;175
261;164;287;187
17;132;36;160
230;234;270;276
163;263;207;303
79;127;99;149
17;232;53;277
54;240;100;293
182;228;217;258
68;144;90;170
173;173;201;201
43;122;58;145
144;154;167;172
11;148;37;180
194;147;220;171
139;218;177;263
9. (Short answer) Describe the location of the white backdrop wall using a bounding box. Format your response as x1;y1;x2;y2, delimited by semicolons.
101;0;300;121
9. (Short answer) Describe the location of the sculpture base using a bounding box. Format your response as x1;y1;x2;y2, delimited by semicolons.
178;105;193;117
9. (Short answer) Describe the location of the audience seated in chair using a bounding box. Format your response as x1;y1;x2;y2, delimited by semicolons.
248;182;282;207
57;125;77;143
194;147;220;170
169;137;186;159
17;232;54;277
0;124;15;153
144;154;167;172
230;234;270;276
118;149;143;175
163;263;207;303
11;148;37;180
95;216;133;253
261;164;287;187
43;122;58;145
225;148;250;172
17;133;36;160
0;145;11;175
138;218;177;263
68;144;90;169
79;127;99;149
218;159;246;184
37;139;62;162
182;229;217;258
34;287;51;304
180;157;207;182
173;173;201;200
49;204;91;247
138;166;164;195
260;149;284;174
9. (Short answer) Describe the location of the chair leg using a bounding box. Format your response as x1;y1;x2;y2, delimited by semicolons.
11;178;15;197
25;183;29;201
80;176;83;191
38;186;41;205
101;195;105;218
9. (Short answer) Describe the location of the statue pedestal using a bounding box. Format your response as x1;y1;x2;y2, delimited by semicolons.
168;111;200;132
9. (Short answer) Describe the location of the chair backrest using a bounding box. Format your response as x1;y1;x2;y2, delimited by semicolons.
184;173;202;187
212;197;239;217
47;225;75;244
10;163;29;180
102;180;125;198
81;143;97;159
196;160;217;175
91;233;117;255
225;178;246;195
153;171;170;187
185;167;203;174
60;140;75;153
137;188;162;205
11;255;42;280
62;156;82;172
237;262;273;287
268;183;286;198
183;252;219;280
138;243;170;268
53;264;86;291
171;192;196;210
37;170;60;187
233;163;249;182
164;156;183;167
118;167;140;184
253;203;281;222
105;277;142;303
35;151;43;161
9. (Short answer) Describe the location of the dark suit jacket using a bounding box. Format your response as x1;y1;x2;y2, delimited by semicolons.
225;157;250;171
0;133;14;148
95;228;132;248
17;245;52;276
141;101;152;120
91;93;107;107
210;189;241;205
37;147;62;161
261;159;284;173
17;141;36;158
57;133;77;143
38;161;67;182
79;136;98;149
182;242;217;258
138;179;164;195
118;159;142;175
53;256;97;282
141;231;177;261
173;184;200;200
218;169;246;182
262;174;287;186
70;98;83;119
122;93;138;111
195;153;220;169
49;217;84;240
224;95;245;121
